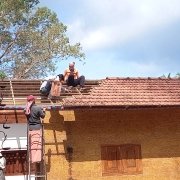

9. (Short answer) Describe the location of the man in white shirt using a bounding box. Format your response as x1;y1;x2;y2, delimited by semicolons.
0;152;6;180
40;79;52;96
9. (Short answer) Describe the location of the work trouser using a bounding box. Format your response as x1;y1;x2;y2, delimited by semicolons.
67;75;85;87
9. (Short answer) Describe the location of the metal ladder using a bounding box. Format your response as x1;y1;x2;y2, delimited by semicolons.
27;125;47;180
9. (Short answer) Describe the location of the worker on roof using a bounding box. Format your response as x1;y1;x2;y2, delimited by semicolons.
39;76;56;96
24;95;46;163
64;62;85;89
40;79;52;96
40;74;69;98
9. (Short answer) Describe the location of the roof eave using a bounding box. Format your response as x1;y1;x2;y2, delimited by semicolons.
1;104;180;111
63;104;180;110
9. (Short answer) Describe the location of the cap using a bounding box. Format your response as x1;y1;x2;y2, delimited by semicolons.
27;95;36;101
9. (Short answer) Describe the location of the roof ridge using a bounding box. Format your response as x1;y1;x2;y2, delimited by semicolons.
105;77;180;80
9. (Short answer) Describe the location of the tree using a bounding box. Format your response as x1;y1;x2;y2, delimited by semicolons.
0;0;84;79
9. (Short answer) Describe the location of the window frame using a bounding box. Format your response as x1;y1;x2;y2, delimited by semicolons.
101;144;142;176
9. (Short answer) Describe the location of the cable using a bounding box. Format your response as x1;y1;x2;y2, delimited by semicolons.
0;131;7;149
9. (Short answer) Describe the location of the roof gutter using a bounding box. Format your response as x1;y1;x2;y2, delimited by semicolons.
0;105;64;110
1;104;180;111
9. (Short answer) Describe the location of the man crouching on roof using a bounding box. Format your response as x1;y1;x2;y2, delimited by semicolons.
24;95;46;163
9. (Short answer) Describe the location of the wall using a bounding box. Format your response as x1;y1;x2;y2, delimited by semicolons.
44;108;180;180
0;123;27;150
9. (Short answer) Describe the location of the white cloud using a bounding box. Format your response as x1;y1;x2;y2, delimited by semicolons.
67;0;180;51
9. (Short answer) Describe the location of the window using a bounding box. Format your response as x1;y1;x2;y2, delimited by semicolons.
101;144;142;176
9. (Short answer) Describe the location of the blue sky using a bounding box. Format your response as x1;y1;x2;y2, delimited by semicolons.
39;0;180;79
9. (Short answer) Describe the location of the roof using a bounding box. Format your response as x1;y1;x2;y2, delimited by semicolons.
63;77;180;107
1;77;180;110
0;79;100;109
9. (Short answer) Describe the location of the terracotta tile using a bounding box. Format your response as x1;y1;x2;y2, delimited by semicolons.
63;78;180;107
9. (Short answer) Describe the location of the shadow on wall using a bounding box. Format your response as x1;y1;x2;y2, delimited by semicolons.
63;108;180;162
42;107;180;178
46;149;51;173
44;110;69;173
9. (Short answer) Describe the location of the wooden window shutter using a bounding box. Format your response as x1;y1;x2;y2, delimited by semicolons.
120;144;142;174
101;144;142;176
101;145;122;175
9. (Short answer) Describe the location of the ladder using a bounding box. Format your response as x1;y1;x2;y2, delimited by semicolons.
27;124;47;180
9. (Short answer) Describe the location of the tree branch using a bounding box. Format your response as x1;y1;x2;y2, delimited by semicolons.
0;31;20;60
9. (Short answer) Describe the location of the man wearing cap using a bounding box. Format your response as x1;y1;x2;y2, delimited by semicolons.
64;62;85;89
24;95;46;163
25;95;46;130
0;152;6;180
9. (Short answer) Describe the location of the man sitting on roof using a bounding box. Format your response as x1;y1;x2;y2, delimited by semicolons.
64;62;85;90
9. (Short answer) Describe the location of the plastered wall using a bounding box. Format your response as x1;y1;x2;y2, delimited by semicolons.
43;108;180;180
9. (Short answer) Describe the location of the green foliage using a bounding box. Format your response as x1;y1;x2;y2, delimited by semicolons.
0;0;85;79
0;71;6;80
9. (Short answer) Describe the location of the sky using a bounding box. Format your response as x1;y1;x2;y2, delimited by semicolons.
39;0;180;80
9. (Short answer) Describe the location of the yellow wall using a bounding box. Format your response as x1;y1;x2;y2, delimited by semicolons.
43;108;180;180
